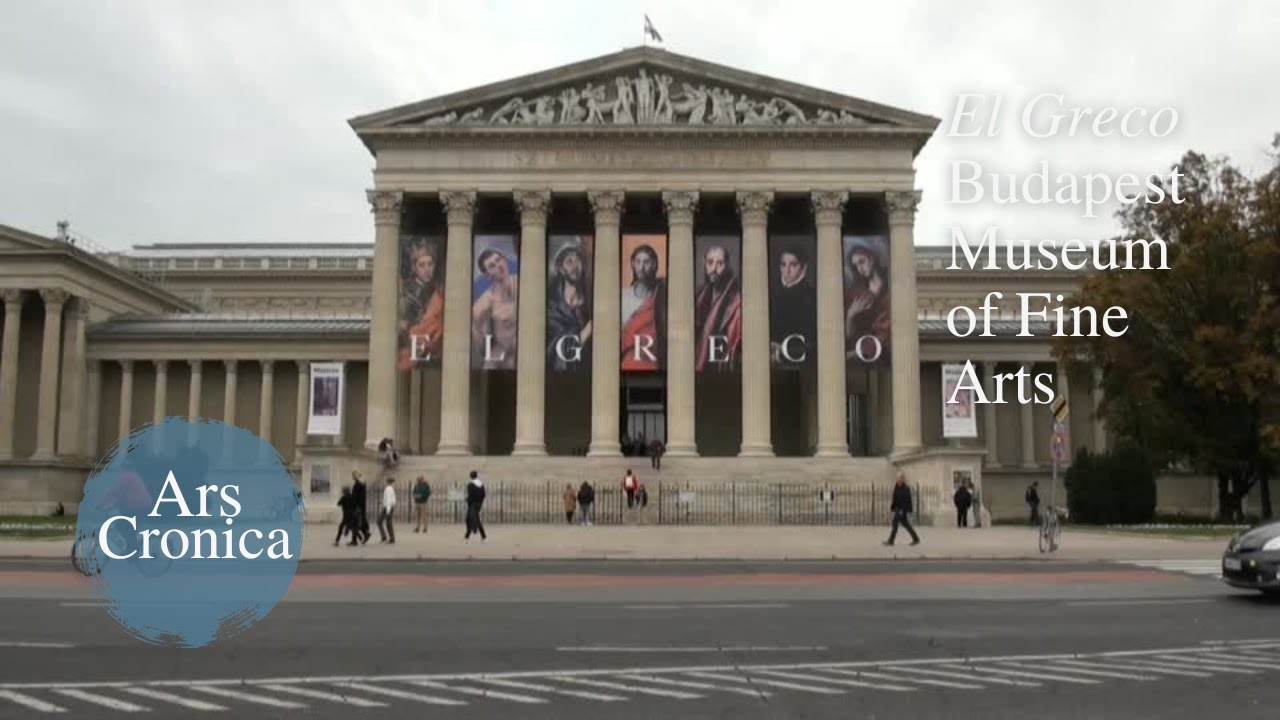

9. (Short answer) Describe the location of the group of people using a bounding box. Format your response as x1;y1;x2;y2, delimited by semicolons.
952;479;983;528
561;469;651;525
620;435;665;470
334;469;490;546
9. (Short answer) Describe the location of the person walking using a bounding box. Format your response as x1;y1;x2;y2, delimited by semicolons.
334;487;355;547
562;483;576;524
1026;481;1041;526
576;481;595;526
968;480;982;528
649;439;665;470
378;477;396;544
953;482;972;528
884;473;920;546
349;471;370;545
412;475;432;533
464;471;487;540
623;469;638;508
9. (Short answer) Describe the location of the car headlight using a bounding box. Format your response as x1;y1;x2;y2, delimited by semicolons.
1264;536;1280;552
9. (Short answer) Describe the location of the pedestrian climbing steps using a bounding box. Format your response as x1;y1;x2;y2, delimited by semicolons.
1;640;1277;713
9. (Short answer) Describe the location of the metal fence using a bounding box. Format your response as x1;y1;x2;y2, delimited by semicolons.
357;480;935;527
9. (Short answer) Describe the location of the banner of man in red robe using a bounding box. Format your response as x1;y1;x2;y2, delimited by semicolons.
693;235;743;373
620;234;667;372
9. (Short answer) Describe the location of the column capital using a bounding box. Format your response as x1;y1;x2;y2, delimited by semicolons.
735;191;774;226
154;360;169;373
295;360;309;373
366;189;403;226
884;190;922;225
223;359;238;373
513;190;552;224
587;190;625;223
188;359;203;374
661;191;700;227
39;288;70;307
810;190;849;226
261;359;275;374
119;359;134;372
1;289;25;309
440;191;477;225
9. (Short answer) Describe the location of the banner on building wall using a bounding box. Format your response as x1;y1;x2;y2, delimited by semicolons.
941;363;978;438
620;234;667;372
768;235;816;369
308;362;345;436
397;234;447;370
842;235;892;365
471;234;519;371
547;235;594;373
694;235;742;374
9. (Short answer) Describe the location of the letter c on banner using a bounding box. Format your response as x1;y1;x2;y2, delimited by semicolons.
781;334;808;363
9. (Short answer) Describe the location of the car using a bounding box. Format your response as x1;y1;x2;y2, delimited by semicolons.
1222;519;1280;596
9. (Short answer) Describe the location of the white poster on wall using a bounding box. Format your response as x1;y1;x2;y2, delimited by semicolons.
941;363;978;438
307;362;345;436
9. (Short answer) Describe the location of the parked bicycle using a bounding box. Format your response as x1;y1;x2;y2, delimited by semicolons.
70;518;173;578
1039;505;1065;553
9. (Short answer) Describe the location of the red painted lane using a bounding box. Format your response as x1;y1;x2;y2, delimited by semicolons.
0;569;1184;589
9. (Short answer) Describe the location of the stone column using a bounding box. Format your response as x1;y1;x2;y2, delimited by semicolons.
294;360;309;461
259;361;274;446
982;361;1001;468
662;190;699;457
34;289;69;457
85;360;101;457
736;191;774;457
0;290;25;459
437;191;477;455
57;298;88;456
1020;362;1037;468
813;191;850;457
118;360;134;441
187;360;203;420
886;191;923;454
152;361;169;423
512;190;551;456
223;360;238;426
1092;367;1108;452
408;368;422;454
364;190;403;449
587;190;624;456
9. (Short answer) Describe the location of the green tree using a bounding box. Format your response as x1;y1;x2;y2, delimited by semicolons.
1058;135;1280;521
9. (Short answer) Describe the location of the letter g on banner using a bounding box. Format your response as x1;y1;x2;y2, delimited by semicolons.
74;418;304;648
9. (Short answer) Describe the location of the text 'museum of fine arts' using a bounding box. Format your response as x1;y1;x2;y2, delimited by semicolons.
0;46;1122;523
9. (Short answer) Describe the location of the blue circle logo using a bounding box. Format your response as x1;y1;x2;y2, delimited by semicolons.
73;418;305;648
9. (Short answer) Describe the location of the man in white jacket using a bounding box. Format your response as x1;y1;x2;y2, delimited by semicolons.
378;477;397;544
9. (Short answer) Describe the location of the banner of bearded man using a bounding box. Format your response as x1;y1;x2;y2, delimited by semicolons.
620;234;667;372
693;235;743;374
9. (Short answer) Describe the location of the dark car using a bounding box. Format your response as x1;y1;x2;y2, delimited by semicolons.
1222;519;1280;596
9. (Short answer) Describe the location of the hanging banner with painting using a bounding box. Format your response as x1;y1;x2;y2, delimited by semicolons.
546;235;594;373
307;362;344;436
470;234;519;371
941;362;978;438
693;235;743;373
768;235;816;369
620;234;667;372
842;234;892;365
397;234;446;370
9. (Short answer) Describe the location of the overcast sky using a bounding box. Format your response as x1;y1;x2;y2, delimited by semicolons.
1;0;1275;250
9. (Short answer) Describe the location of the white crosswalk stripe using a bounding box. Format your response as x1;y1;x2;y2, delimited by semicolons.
2;640;1278;713
1115;559;1223;577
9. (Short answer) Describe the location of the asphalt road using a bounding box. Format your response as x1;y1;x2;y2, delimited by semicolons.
0;558;1276;719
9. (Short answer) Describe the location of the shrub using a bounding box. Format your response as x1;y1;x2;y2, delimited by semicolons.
1065;444;1157;524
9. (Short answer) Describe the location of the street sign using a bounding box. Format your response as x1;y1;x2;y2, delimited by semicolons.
1051;421;1070;466
818;490;835;503
1051;394;1069;423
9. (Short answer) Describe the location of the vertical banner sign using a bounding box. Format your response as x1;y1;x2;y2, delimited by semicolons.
842;235;892;364
398;234;447;370
620;234;667;372
308;362;345;436
693;235;743;373
471;234;519;371
768;235;816;369
546;235;594;373
941;363;978;438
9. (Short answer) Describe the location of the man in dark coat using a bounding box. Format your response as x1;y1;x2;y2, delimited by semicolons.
464;471;487;540
884;473;920;546
954;483;972;528
349;471;370;545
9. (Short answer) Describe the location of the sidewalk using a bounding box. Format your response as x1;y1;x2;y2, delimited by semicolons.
0;525;1228;562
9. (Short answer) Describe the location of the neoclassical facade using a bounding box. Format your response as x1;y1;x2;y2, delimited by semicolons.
1;47;1172;522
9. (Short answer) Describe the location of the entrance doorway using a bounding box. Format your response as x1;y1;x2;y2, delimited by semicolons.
621;374;665;455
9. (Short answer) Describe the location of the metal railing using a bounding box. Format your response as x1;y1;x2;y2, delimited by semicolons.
356;480;935;527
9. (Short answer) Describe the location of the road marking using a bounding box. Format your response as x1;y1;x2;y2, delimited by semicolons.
120;686;227;711
1194;652;1280;670
1063;599;1215;607
906;665;1039;688
54;688;148;712
1115;560;1222;577
556;676;702;699
1153;655;1260;674
1102;659;1210;678
187;685;308;709
333;682;467;706
956;664;1097;685
0;689;66;713
0;641;75;649
1047;658;1186;679
621;603;790;610
557;645;826;653
409;680;548;704
476;677;625;702
685;671;845;695
1035;662;1159;681
615;674;772;698
1230;649;1280;663
260;684;387;707
756;669;914;692
868;668;984;690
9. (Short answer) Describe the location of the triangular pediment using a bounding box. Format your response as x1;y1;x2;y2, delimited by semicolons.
0;223;59;251
350;46;938;133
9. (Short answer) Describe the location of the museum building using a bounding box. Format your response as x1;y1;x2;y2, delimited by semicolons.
0;47;1133;522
